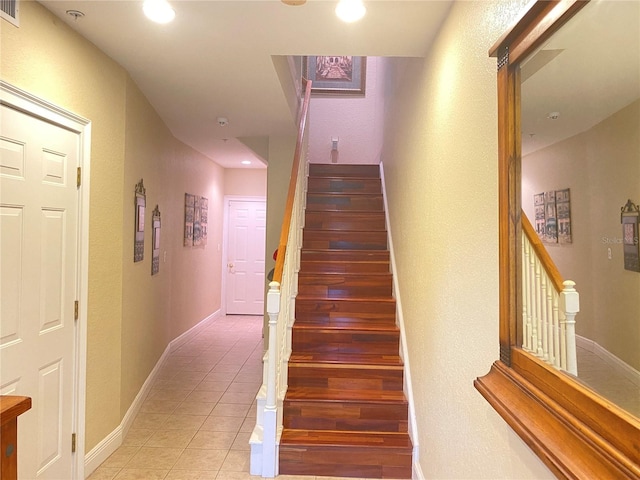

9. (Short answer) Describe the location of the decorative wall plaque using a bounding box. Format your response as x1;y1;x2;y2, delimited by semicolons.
621;199;639;272
151;205;161;275
134;179;146;262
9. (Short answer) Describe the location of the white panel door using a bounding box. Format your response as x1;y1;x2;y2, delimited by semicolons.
226;200;266;315
1;104;79;479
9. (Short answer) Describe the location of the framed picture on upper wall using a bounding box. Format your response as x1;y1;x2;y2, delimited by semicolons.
304;56;366;96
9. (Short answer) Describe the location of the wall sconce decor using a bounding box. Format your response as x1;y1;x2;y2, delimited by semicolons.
151;205;161;275
621;199;639;272
134;179;146;262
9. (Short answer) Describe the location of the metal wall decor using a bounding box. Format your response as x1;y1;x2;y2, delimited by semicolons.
621;199;639;272
134;179;146;262
184;193;208;247
151;205;161;275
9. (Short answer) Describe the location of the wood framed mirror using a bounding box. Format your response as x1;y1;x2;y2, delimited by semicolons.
474;1;640;478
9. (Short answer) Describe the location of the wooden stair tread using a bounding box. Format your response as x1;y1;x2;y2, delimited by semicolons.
293;322;398;332
296;294;395;302
289;352;403;366
286;387;407;403
280;429;412;449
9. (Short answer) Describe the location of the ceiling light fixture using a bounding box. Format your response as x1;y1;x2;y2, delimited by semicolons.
241;160;252;165
281;0;307;5
143;0;175;24
335;0;366;23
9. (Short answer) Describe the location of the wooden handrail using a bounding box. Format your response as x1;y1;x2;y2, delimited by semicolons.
272;79;313;283
521;211;564;292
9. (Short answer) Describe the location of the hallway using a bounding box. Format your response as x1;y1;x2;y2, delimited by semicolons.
88;314;383;480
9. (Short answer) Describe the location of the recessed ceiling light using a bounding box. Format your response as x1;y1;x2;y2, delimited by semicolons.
241;160;252;165
143;0;175;24
336;0;366;23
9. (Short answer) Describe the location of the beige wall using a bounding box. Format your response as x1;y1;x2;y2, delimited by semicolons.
1;1;225;451
380;0;554;478
225;168;267;197
523;99;640;370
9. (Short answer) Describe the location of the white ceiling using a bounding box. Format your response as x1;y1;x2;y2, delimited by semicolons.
39;0;453;169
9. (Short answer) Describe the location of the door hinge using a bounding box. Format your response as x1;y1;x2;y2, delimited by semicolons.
74;301;79;321
77;167;81;187
71;433;77;453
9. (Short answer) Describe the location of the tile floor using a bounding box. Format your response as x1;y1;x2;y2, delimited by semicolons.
87;315;379;480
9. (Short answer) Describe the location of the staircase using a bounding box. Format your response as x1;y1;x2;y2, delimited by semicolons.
279;163;412;479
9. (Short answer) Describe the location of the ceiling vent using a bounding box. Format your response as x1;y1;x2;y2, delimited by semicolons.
1;0;19;26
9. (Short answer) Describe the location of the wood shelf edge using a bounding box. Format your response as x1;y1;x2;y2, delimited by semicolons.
474;361;640;480
0;396;32;426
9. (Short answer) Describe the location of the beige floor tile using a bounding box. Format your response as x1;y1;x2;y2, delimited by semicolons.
194;381;232;392
219;450;251;472
141;398;181;414
164;414;208;430
87;466;121;480
186;390;224;404
113;468;169;480
177;401;215;416
173;449;228;471
122;428;155;447
187;430;237;449
165;470;218;479
239;417;256;433
148;389;192;403
210;403;250;417
231;431;251;451
101;446;141;469
214;472;262;479
219;391;257;405
131;413;171;430
204;371;238;382
145;429;197;448
226;382;261;394
200;415;244;432
211;364;241;373
126;446;183;469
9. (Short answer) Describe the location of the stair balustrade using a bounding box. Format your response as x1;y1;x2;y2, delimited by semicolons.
521;214;579;375
250;80;312;478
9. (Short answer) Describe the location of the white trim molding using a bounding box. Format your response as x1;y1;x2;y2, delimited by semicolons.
576;335;640;388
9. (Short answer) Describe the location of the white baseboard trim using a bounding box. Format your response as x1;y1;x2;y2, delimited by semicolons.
576;334;640;387
413;459;426;480
84;309;221;477
379;161;421;468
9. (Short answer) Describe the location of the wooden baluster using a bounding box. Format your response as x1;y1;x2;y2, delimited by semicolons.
561;280;580;376
552;293;560;369
522;237;531;351
534;255;543;357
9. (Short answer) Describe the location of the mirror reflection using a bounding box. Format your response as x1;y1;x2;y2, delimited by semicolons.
519;0;639;418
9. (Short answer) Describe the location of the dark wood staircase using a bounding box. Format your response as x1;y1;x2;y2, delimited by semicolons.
279;164;413;479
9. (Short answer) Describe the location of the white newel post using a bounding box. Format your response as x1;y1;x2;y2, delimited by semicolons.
561;280;579;376
262;281;281;478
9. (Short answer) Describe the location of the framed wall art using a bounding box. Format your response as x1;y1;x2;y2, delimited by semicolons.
533;188;572;244
151;205;161;275
184;193;208;247
304;56;366;96
134;179;146;262
621;199;639;272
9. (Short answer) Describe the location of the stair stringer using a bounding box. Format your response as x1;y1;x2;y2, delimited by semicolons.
379;161;422;479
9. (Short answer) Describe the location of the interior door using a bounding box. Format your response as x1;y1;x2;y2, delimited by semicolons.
226;199;266;315
1;104;79;479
